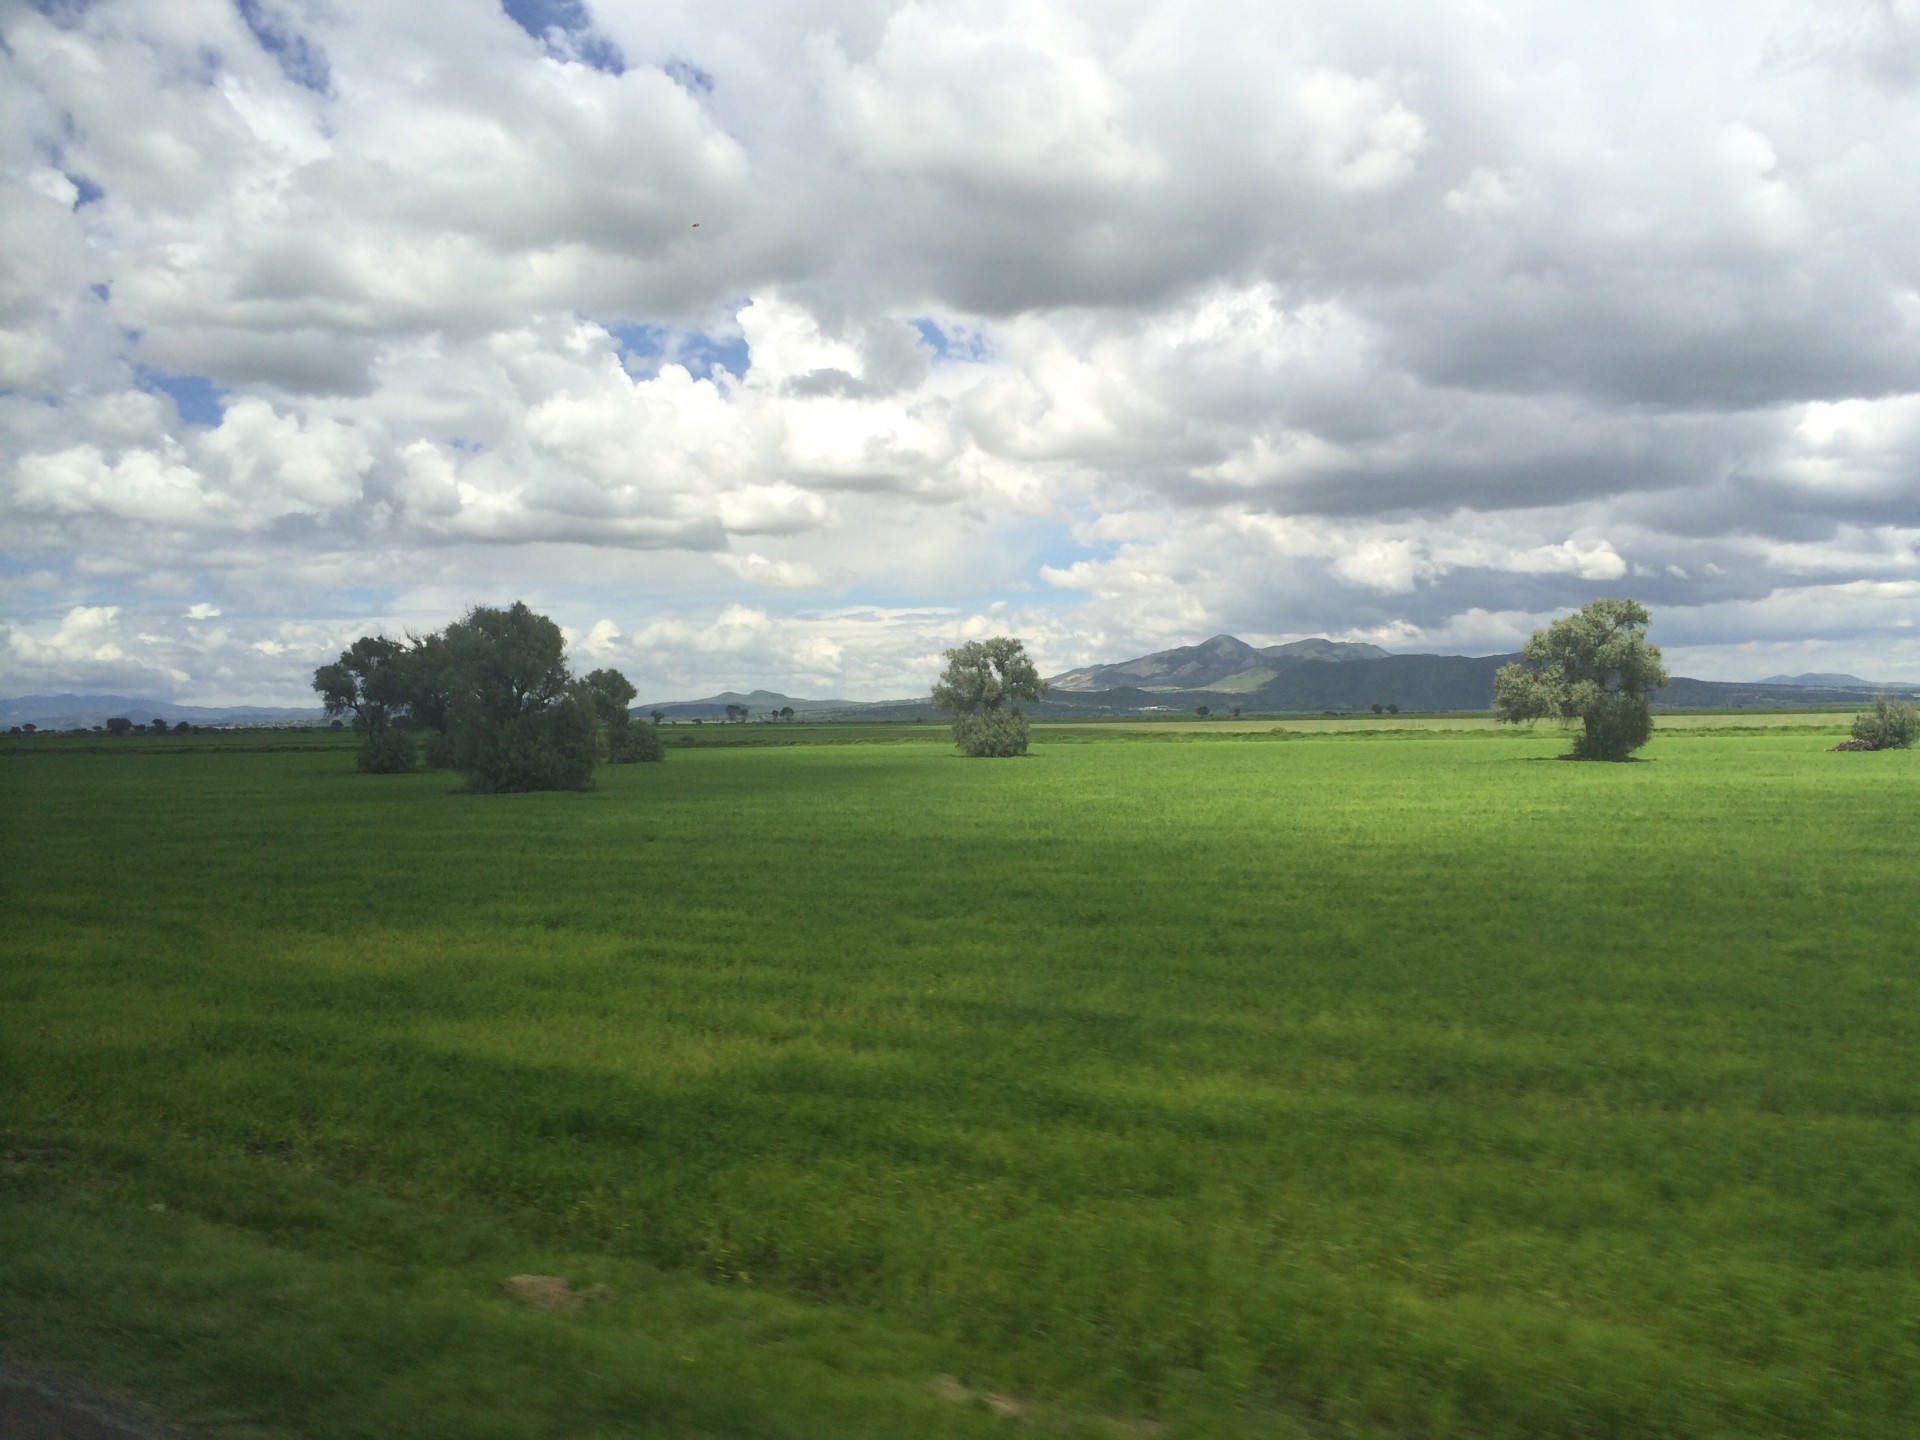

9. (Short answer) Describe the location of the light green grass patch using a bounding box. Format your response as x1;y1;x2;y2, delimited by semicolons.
3;730;1916;1438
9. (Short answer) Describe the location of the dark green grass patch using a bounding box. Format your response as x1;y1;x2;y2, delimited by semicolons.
2;732;1917;1437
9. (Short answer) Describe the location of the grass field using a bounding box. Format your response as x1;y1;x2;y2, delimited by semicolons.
3;721;1917;1438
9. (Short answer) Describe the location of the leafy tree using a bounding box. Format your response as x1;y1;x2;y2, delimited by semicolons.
105;716;133;736
1195;705;1211;719
1494;599;1670;760
149;717;170;734
579;667;663;764
1850;694;1917;751
440;602;595;792
1229;705;1242;719
313;635;416;773
1387;703;1399;715
172;720;190;734
650;709;665;726
397;629;460;766
1371;703;1383;715
932;636;1048;757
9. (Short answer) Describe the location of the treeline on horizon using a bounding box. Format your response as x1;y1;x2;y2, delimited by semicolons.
312;601;662;791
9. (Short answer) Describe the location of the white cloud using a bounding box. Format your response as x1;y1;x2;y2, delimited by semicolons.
3;0;1919;701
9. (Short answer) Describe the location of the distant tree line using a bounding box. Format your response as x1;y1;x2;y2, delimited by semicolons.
95;717;195;736
313;601;662;791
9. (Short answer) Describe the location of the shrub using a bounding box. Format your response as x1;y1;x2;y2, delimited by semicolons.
953;710;1031;758
1849;695;1917;751
357;727;417;774
456;692;599;793
606;716;665;763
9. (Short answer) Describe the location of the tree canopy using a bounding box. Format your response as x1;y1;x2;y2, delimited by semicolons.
313;601;658;790
1849;694;1917;751
579;667;663;764
932;636;1048;757
312;634;415;772
1493;599;1669;761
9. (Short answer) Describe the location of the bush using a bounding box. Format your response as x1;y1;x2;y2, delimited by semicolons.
1850;695;1917;751
421;729;457;770
457;693;600;793
356;727;417;774
606;717;665;763
953;710;1031;758
1572;691;1654;762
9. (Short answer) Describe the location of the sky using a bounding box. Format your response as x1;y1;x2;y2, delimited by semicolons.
4;0;1919;703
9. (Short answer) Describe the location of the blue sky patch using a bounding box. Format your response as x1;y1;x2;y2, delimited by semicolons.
68;173;104;208
135;365;226;427
911;318;988;363
501;0;624;74
90;282;111;302
608;321;749;382
235;0;332;95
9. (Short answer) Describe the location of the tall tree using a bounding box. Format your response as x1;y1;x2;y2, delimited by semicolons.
312;635;415;772
932;636;1048;757
1494;599;1670;760
440;602;595;792
579;667;662;763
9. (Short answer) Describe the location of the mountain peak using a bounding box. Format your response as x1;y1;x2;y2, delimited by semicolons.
1048;634;1389;693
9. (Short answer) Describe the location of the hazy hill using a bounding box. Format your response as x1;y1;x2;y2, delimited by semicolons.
637;689;856;721
1048;634;1389;693
1758;672;1876;687
1033;652;1519;715
1;694;322;730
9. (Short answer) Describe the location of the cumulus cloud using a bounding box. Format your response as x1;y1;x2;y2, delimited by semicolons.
3;0;1920;700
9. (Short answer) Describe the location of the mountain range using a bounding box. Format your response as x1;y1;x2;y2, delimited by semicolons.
1756;672;1876;688
1;694;324;731
10;645;1917;733
1049;634;1389;693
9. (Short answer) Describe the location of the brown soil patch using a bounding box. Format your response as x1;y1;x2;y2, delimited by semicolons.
499;1275;616;1311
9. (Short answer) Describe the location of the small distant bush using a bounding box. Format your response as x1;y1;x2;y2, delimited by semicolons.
1848;695;1917;751
105;717;133;736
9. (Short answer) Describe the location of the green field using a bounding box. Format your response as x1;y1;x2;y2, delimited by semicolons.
3;722;1917;1438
